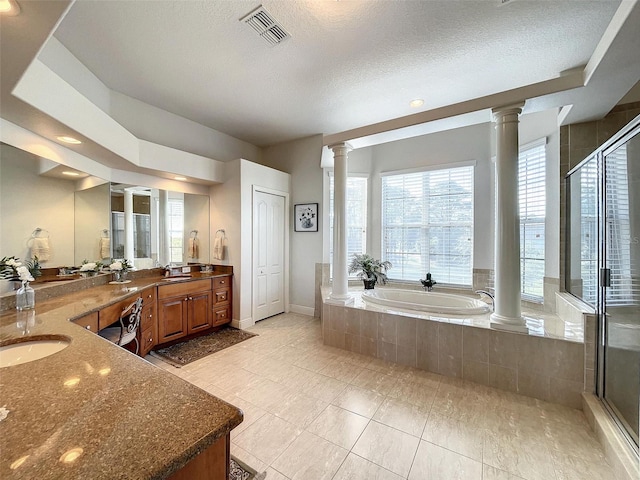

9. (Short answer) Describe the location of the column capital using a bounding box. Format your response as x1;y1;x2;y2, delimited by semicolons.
328;142;353;155
492;102;525;121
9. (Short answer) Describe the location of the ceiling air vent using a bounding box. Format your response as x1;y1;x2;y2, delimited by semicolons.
240;5;291;46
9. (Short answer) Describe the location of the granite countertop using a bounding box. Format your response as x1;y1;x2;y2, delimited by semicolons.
0;274;242;480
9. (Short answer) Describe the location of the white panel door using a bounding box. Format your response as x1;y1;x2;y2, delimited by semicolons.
253;191;285;322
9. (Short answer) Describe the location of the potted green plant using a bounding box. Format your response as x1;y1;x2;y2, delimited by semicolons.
348;254;392;290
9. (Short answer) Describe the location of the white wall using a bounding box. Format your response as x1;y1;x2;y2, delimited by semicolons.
0;144;76;266
364;122;495;270
261;136;323;313
210;159;291;326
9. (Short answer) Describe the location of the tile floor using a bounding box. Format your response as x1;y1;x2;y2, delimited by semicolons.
147;313;615;480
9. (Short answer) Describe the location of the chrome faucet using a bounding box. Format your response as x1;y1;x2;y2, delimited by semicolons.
475;290;495;311
420;273;436;291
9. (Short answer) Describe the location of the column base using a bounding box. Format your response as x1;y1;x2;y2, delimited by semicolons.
325;293;354;306
490;312;529;333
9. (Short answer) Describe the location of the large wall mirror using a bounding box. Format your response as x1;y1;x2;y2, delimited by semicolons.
0;142;210;270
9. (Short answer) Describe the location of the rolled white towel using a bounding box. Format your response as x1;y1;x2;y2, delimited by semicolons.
213;237;223;260
31;237;51;262
99;237;111;259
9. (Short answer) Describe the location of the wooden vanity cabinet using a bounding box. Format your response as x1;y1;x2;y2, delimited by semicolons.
212;275;232;327
158;279;212;343
138;287;157;356
73;311;99;332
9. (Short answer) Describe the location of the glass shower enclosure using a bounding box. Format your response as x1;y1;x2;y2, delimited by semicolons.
566;115;640;449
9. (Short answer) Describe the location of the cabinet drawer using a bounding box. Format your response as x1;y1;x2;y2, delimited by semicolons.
140;325;156;355
158;279;211;299
73;312;98;332
140;303;156;332
213;276;230;290
141;287;156;308
213;306;230;326
213;288;230;306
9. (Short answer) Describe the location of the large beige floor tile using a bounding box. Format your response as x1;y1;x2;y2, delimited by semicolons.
236;377;294;412
332;453;404;480
233;413;302;465
387;378;438;408
306;404;370;449
550;450;616;480
230;443;268;473
226;396;267;438
271;430;348;480
301;372;348;402
269;391;328;428
483;464;527;480
264;467;290;480
372;397;430;437
409;441;482;480
331;384;386;418
350;368;399;395
352;420;420;477
209;367;264;395
422;411;484;461
483;430;558;480
318;358;365;383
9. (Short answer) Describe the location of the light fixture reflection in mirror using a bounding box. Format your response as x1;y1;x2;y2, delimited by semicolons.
63;377;80;387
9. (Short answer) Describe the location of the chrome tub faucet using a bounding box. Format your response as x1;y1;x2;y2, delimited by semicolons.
475;290;495;311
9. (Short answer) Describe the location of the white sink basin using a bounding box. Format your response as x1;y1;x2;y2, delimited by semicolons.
0;337;70;368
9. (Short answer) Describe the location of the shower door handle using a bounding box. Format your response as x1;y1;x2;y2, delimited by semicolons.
599;268;611;288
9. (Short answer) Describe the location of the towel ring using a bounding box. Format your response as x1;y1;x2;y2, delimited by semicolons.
215;229;226;237
101;229;110;238
190;230;198;238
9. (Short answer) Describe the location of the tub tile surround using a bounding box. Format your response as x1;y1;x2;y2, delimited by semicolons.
151;313;618;480
322;288;589;409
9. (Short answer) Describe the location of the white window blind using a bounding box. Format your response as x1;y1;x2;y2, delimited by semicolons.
605;144;639;305
168;199;184;263
329;175;367;276
382;165;474;285
519;140;546;299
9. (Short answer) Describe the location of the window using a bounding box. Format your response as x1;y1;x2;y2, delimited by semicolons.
382;165;474;285
329;175;367;275
518;140;546;299
168;199;184;263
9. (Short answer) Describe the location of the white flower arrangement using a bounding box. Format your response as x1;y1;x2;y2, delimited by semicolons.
109;258;132;272
1;256;41;282
79;260;102;272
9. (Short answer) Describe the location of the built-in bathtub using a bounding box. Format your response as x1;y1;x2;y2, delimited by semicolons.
362;288;490;315
322;287;587;409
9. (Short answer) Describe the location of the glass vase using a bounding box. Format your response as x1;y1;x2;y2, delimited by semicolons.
16;281;35;311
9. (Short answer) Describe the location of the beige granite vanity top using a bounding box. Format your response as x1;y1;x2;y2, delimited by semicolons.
0;275;242;480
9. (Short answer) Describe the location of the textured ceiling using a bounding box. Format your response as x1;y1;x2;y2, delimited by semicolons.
52;0;622;147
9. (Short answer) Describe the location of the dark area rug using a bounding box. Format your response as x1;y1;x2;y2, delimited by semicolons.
151;327;257;367
229;455;266;480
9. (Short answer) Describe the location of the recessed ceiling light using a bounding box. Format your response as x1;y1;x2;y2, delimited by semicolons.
409;99;424;108
57;136;82;145
174;176;187;181
62;171;80;177
0;0;20;16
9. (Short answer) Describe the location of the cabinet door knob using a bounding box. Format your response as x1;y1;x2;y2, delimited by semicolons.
188;296;193;301
221;280;225;284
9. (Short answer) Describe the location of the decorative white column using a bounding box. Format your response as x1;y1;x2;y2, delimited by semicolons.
491;103;528;333
124;188;135;262
158;190;170;266
327;142;354;305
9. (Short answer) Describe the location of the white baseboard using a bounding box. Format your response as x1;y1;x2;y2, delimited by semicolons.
289;304;315;317
233;317;255;330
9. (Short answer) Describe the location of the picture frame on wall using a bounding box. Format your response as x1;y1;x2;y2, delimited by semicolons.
294;203;318;232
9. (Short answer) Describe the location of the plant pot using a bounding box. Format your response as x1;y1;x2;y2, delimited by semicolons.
363;279;376;290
